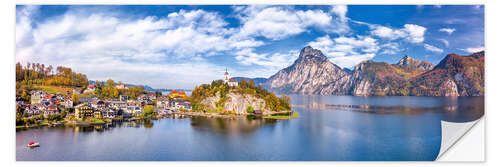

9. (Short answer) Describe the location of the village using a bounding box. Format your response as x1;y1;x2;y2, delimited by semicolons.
16;81;193;127
15;67;296;129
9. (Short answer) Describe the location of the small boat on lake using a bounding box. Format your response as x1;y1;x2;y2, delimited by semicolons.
27;142;40;148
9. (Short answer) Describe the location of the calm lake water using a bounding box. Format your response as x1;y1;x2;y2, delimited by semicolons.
16;95;484;161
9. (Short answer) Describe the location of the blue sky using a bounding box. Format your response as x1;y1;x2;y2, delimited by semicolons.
16;5;484;89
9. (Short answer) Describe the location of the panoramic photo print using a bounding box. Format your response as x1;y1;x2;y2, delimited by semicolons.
15;5;484;161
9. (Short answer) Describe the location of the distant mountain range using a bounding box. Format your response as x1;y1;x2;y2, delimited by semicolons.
232;77;268;86
235;46;484;96
87;81;192;93
126;84;193;93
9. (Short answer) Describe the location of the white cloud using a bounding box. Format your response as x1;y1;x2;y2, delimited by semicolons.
463;46;485;53
369;24;426;43
16;5;39;48
403;24;426;43
379;42;401;55
234;5;348;40
308;35;379;67
15;8;268;89
438;39;449;47
439;28;456;35
330;5;347;22
424;43;444;53
235;48;298;68
234;48;299;77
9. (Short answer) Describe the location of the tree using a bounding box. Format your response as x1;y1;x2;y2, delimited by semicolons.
246;105;255;113
72;93;79;104
143;105;154;116
106;79;115;87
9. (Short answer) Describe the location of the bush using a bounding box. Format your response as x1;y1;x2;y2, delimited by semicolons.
246;105;255;113
143;105;154;115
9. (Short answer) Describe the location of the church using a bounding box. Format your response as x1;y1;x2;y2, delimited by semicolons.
224;68;238;87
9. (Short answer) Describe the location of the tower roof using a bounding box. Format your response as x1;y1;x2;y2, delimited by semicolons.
224;68;229;75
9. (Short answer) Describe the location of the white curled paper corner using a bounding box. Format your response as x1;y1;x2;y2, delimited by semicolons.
436;117;483;161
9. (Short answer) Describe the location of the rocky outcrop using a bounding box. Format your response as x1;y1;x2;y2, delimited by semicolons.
200;92;266;114
396;55;435;71
439;78;459;96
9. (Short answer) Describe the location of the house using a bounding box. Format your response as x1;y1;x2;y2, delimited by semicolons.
127;100;140;107
138;94;148;101
79;97;98;104
62;98;73;108
172;99;192;110
91;100;106;110
140;99;154;106
223;68;238;87
110;101;128;110
74;103;94;120
84;84;96;93
34;103;48;111
126;106;143;115
156;97;169;109
30;91;45;104
254;110;263;117
41;104;59;118
24;105;41;116
115;82;129;89
119;95;129;102
148;93;157;100
102;108;116;118
94;109;103;119
228;78;238;87
55;94;64;100
73;88;82;94
87;84;96;91
16;97;24;105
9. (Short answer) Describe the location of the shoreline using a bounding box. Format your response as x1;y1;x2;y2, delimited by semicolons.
16;111;297;130
169;110;296;119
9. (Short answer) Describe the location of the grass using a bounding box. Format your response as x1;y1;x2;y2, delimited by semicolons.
205;108;224;113
87;119;105;123
33;85;74;94
263;111;299;119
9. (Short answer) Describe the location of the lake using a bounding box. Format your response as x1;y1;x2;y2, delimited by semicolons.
16;95;484;161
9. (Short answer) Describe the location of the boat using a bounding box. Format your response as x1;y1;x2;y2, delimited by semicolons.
27;142;40;148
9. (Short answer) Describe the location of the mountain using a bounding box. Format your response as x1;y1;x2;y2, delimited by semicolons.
395;55;435;71
345;60;423;96
232;77;267;86
264;46;484;96
408;51;484;96
342;68;352;73
265;46;348;95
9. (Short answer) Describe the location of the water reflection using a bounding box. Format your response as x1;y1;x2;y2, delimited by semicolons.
290;95;484;122
189;116;279;135
69;120;156;133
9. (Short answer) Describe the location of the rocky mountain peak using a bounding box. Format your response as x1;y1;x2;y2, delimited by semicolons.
435;53;461;69
397;55;415;65
396;54;434;71
470;51;485;59
297;46;328;63
266;46;347;95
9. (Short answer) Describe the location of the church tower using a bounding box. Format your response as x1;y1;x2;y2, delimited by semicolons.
224;68;229;84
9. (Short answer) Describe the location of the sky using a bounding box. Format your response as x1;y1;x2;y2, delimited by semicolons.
16;5;484;89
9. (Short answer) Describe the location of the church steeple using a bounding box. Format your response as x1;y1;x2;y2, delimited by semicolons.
224;68;229;83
